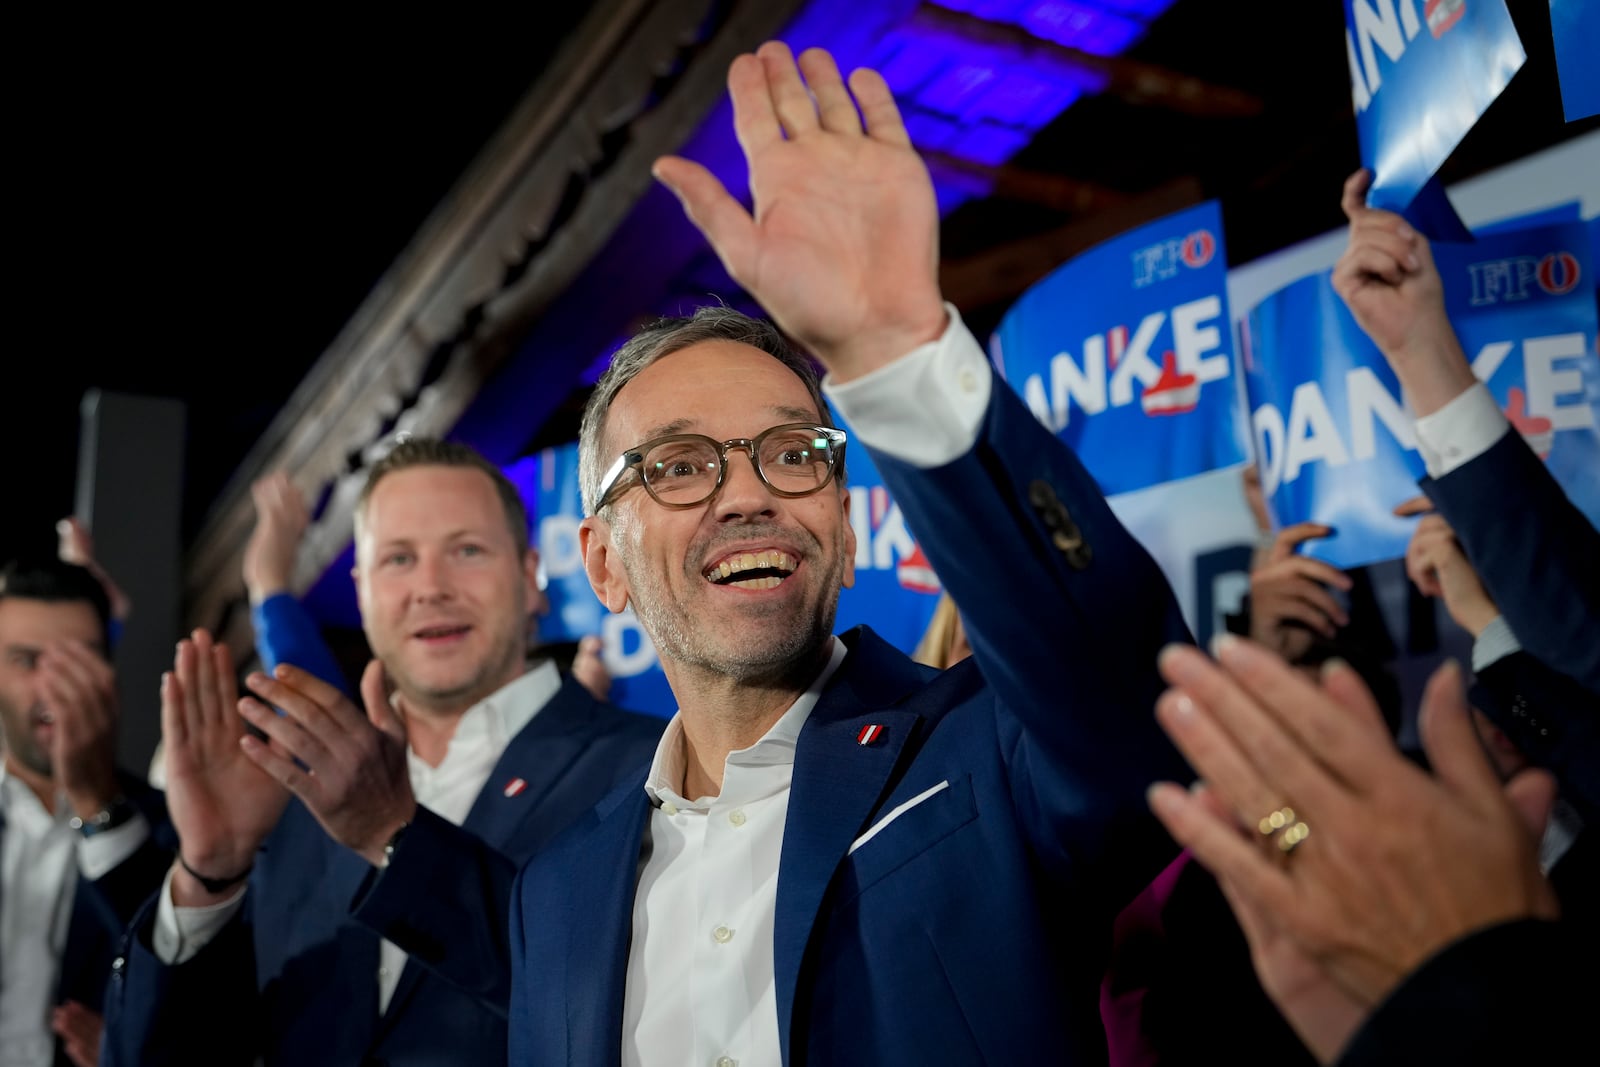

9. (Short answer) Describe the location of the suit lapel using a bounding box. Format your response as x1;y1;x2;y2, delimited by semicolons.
566;785;652;1067
773;628;931;1061
460;677;600;852
378;678;605;1028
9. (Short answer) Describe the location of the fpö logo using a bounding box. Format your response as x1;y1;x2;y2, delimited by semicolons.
1131;228;1217;288
1467;250;1583;306
1425;0;1465;39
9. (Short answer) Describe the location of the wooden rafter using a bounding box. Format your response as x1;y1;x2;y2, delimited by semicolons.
183;0;808;646
922;150;1130;213
912;3;1263;119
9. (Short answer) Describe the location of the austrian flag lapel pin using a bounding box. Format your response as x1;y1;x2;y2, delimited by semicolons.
504;777;528;798
857;724;885;746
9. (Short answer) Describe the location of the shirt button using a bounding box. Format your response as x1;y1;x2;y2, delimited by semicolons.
716;1058;738;1067
712;925;734;944
959;369;978;393
661;801;679;816
727;809;747;827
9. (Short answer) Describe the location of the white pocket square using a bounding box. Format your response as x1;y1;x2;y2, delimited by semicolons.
848;780;950;855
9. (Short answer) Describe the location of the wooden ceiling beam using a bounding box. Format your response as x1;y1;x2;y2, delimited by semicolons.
180;0;809;644
921;150;1130;213
912;3;1264;119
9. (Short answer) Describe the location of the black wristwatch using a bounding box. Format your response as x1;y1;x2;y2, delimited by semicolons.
69;795;139;838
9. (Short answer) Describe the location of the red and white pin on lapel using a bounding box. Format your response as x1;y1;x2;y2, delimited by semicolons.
857;724;885;746
503;777;528;798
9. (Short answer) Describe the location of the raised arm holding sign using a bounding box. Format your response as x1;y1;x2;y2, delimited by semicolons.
1332;168;1600;694
1332;169;1478;416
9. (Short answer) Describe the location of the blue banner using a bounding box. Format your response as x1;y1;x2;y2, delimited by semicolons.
1550;0;1600;121
533;432;944;718
991;199;1248;497
527;444;666;718
1242;218;1600;568
1344;0;1525;217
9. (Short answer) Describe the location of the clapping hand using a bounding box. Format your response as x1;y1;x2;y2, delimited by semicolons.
162;630;290;904
35;638;120;819
1147;638;1558;1060
237;660;416;867
243;472;311;604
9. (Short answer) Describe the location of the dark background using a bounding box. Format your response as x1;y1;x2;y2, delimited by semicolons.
10;13;588;566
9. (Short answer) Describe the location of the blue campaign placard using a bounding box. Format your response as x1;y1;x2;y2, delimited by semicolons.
1549;0;1600;121
532;442;679;718
1243;276;1429;566
1448;222;1600;541
1243;218;1600;568
1344;0;1525;215
991;199;1248;497
826;421;945;660
532;430;944;718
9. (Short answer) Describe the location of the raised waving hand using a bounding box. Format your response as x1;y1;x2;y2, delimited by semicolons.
653;42;947;381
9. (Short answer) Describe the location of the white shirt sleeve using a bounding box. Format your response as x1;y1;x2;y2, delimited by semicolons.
1413;382;1511;478
153;865;248;964
822;303;993;469
1471;615;1523;673
77;812;150;880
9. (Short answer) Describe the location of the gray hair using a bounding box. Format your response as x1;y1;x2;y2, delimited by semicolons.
577;306;842;516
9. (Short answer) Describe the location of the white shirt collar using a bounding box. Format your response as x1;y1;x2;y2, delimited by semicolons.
0;763;66;832
644;638;848;808
406;659;562;783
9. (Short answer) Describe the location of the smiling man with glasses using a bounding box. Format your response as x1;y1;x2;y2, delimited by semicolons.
509;43;1195;1067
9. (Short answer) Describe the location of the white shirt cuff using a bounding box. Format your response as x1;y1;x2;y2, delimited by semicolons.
822;303;992;468
1471;615;1522;673
154;865;248;965
77;812;150;880
1414;382;1511;478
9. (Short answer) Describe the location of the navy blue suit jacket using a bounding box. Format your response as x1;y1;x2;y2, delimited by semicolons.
1421;426;1600;828
1422;427;1600;694
101;678;663;1067
509;378;1195;1065
1335;920;1588;1066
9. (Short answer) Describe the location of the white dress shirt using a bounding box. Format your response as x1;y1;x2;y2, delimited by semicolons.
622;641;845;1067
0;769;148;1067
154;661;559;1014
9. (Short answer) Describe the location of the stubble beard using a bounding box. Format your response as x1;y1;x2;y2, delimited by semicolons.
0;700;54;781
375;616;527;718
618;528;845;688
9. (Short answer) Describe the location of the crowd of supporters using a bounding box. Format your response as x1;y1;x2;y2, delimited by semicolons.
1;40;1593;1067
